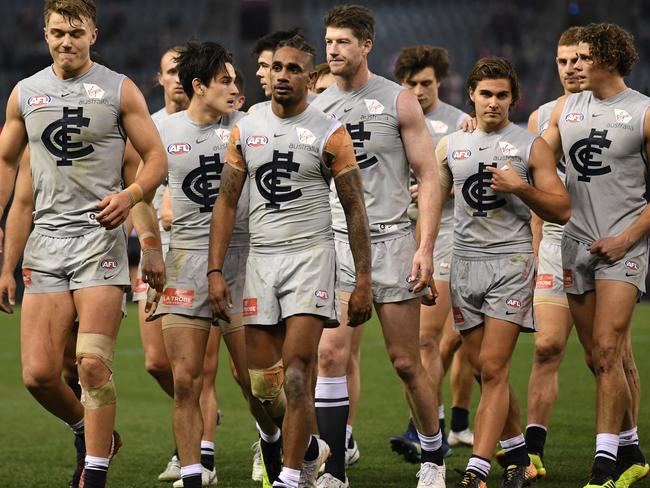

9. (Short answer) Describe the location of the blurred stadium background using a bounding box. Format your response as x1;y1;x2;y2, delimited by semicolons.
1;0;649;122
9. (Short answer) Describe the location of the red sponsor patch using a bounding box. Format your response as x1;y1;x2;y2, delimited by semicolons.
22;269;32;287
563;269;574;287
162;288;194;307
535;274;554;289
452;306;464;324
134;279;148;294
243;298;258;317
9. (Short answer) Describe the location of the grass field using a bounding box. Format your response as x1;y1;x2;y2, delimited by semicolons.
1;303;649;488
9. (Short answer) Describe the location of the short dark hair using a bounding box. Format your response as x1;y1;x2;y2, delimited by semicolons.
175;40;233;99
558;26;582;47
234;68;245;95
44;0;96;25
252;28;301;57
324;4;375;43
275;34;316;67
394;45;450;82
578;23;639;76
466;57;520;110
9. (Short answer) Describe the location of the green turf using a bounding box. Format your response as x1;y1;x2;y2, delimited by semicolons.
0;303;649;487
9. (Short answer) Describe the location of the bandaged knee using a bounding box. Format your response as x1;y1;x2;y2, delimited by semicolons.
249;360;286;418
76;333;117;409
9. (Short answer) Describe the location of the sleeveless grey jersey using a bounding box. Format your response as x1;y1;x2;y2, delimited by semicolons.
234;103;341;255
19;63;126;237
312;75;411;242
560;89;650;243
158;110;248;252
446;123;537;258
537;98;566;244
425;102;469;234
151;107;171;244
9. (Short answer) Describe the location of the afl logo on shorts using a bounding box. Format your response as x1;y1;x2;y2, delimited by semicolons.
168;143;192;155
565;112;584;123
100;258;118;270
625;260;639;272
28;95;52;107
506;298;521;309
246;135;269;147
314;290;329;300
452;149;471;160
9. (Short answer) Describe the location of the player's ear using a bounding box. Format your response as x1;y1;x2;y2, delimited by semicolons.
192;78;204;97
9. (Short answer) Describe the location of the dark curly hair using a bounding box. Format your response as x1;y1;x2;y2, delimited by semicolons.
393;45;450;82
466;57;520;110
578;23;638;76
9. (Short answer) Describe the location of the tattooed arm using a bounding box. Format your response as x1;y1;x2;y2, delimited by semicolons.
327;125;373;326
208;126;247;322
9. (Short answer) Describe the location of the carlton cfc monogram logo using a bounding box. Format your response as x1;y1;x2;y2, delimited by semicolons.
41;106;94;166
255;150;302;209
182;153;224;213
568;128;612;182
462;162;506;217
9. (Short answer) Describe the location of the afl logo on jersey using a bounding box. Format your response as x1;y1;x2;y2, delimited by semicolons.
246;135;269;147
565;112;584;123
452;149;471;160
28;95;52;107
168;143;192;155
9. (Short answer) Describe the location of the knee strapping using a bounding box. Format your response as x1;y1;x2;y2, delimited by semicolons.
76;333;116;370
80;376;117;409
249;360;286;418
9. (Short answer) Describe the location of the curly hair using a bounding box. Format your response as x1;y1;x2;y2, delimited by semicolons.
393;45;450;82
466;57;520;110
578;23;639;76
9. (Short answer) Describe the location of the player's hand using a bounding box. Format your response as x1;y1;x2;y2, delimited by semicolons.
208;272;232;324
421;279;438;306
95;191;133;229
588;234;634;263
144;286;162;321
410;247;433;294
0;272;16;314
409;184;419;204
140;249;166;292
460;117;477;132
485;161;526;194
347;283;372;327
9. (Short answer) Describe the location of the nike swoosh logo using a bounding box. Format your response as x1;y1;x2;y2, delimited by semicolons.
315;304;326;308
479;146;489;151
626;272;637;276
196;134;212;143
592;114;604;117
61;92;72;97
274;133;286;137
343;108;352;113
505;311;518;315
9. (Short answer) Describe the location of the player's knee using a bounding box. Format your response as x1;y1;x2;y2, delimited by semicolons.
76;333;115;385
80;373;116;410
419;331;439;353
250;360;286;417
591;342;619;375
22;363;60;391
172;368;203;401
284;362;308;401
390;354;419;383
479;360;508;385
145;357;171;381
318;340;348;375
534;338;565;365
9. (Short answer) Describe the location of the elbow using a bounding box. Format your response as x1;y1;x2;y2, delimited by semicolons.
160;213;172;231
550;203;571;225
